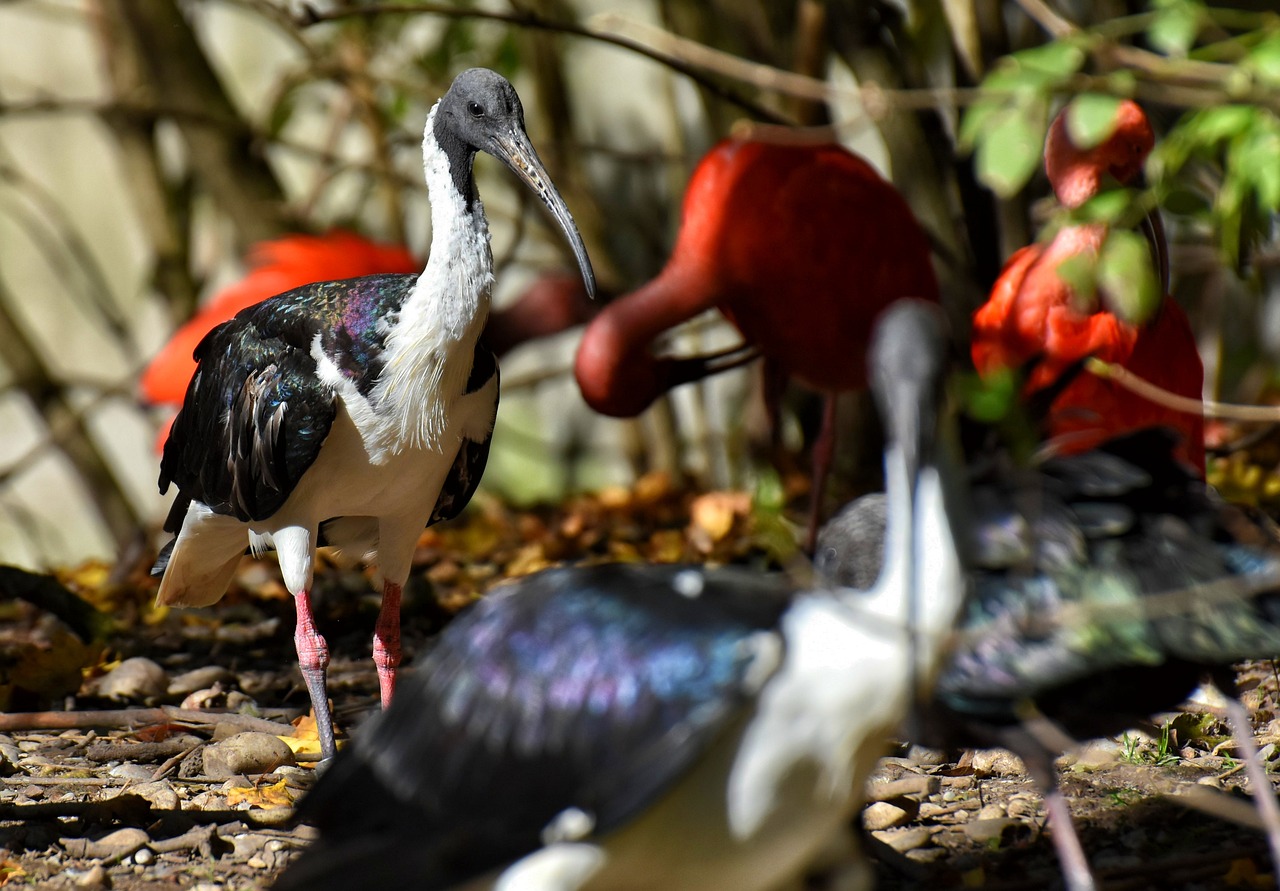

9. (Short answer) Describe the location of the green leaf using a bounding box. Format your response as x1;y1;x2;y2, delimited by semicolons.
975;100;1048;197
1233;114;1280;212
959;98;1005;150
1055;251;1098;313
1162;187;1210;216
1247;33;1280;88
1073;187;1135;225
959;369;1017;424
1187;106;1256;145
1065;94;1123;150
1148;0;1203;56
1009;41;1086;78
1098;230;1160;325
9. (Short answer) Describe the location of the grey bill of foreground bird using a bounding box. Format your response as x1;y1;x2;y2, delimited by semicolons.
817;426;1280;891
153;68;595;761
270;299;965;891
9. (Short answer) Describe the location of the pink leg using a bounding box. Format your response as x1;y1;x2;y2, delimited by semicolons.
373;580;403;709
805;394;838;554
293;588;335;760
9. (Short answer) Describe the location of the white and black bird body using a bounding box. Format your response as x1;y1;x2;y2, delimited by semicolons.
272;300;967;891
155;68;595;760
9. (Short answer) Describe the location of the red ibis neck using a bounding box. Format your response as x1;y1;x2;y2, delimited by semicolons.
574;262;722;417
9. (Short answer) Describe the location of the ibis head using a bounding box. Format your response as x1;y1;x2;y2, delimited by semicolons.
435;68;595;301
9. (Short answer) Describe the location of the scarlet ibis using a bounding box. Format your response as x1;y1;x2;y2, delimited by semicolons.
819;427;1280;891
271;300;964;891
573;137;939;549
153;69;595;760
971;99;1205;472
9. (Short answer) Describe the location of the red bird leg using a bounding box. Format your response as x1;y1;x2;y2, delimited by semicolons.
373;580;403;709
293;588;335;760
804;394;839;554
1043;789;1098;891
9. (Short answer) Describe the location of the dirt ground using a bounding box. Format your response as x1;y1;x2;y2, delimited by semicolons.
2;483;1278;890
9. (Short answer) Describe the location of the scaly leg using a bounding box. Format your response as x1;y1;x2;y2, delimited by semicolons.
293;587;335;761
373;580;403;709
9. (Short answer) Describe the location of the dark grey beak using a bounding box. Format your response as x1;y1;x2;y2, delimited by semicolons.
491;129;596;300
1139;207;1170;297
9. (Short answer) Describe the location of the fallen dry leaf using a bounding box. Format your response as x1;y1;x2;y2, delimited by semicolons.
227;776;294;808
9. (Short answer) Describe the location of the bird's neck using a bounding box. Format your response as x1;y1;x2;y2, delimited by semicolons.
372;104;493;453
858;441;965;685
575;262;719;415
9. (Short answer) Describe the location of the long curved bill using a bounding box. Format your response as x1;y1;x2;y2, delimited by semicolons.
1133;172;1170;296
1139;207;1170;297
492;129;596;300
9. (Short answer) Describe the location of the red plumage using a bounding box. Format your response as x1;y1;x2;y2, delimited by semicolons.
575;137;938;414
970;101;1205;472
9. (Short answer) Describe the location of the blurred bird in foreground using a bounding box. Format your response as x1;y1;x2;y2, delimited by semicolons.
971;99;1205;472
272;299;962;891
574;137;939;550
818;424;1280;891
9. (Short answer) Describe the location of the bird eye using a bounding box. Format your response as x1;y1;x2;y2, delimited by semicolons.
467;101;484;118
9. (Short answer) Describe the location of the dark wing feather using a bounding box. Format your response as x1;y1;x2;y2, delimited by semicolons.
937;429;1280;720
158;274;417;522
818;429;1280;731
280;563;794;889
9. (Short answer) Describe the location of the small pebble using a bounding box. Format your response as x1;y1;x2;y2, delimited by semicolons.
128;781;180;810
247;856;269;870
963;817;1029;845
168;666;234;697
75;864;110;889
1067;738;1122;773
868;774;939;802
976;802;1007;821
872;826;935;853
108;764;155;781
203;732;295;779
133;847;154;866
970;749;1023;777
92;657;170;703
862;801;911;831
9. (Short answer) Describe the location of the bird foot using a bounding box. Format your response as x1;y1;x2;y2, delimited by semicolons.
374;581;403;709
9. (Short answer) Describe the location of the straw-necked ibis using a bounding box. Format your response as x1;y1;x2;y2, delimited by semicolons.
271;300;964;891
574;138;939;550
154;69;595;760
971;100;1205;472
818;427;1280;891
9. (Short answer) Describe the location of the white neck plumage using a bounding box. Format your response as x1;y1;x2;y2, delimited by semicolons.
860;440;964;689
373;102;494;454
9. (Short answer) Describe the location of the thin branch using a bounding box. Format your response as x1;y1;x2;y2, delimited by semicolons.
1086;358;1280;423
293;1;791;125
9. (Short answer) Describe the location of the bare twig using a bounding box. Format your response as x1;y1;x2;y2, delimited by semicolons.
295;1;791;125
0;707;297;735
1087;358;1280;423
